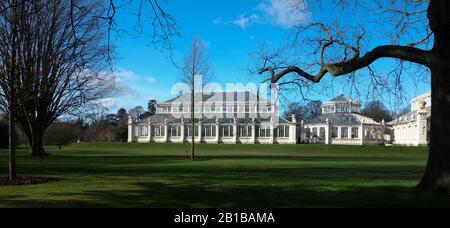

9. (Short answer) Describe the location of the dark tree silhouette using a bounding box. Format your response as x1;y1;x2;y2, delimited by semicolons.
362;101;394;123
284;101;322;122
0;0;178;180
258;0;450;193
0;0;114;157
45;122;81;151
129;106;146;118
147;100;157;116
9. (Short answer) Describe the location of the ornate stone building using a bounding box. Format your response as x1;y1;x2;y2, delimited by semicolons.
128;92;298;144
388;92;431;147
299;94;386;145
128;91;431;147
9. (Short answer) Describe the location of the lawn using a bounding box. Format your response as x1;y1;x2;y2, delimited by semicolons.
0;143;449;208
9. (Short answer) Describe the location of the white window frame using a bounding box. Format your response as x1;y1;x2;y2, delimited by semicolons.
139;126;149;137
220;125;234;138
202;125;216;138
153;125;165;137
331;127;339;138
277;125;290;138
258;125;271;138
185;125;199;137
351;127;359;139
312;128;318;137
239;125;252;138
169;125;181;137
341;127;349;139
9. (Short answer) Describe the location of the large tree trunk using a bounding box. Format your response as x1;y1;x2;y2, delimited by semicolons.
16;117;49;157
418;0;450;193
9;111;17;181
29;128;46;157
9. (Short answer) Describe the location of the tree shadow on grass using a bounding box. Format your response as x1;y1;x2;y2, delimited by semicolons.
12;154;426;178
1;182;450;208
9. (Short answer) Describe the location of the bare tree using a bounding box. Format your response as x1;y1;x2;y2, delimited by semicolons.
180;38;213;160
129;106;146;118
284;100;322;122
100;0;180;59
257;0;450;193
0;0;178;179
362;101;394;123
0;0;115;157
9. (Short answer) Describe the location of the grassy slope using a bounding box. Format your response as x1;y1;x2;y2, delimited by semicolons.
0;143;449;208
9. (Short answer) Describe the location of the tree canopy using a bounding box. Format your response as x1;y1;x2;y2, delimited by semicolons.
362;101;394;123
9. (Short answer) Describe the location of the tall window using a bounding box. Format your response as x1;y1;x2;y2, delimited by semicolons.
258;125;271;138
153;126;165;137
276;126;290;138
312;128;318;137
341;127;349;139
169;126;181;137
319;127;326;139
331;127;338;138
185;126;199;137
220;125;234;138
239;126;252;138
139;126;148;137
351;127;359;139
202;125;216;138
226;105;234;113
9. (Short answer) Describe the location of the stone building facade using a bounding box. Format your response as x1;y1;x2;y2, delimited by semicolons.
299;94;386;145
128;92;297;144
388;92;431;147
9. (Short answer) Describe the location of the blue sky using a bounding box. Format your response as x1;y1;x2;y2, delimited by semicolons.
107;0;431;113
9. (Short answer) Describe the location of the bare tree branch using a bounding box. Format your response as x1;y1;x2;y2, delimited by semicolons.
259;45;430;84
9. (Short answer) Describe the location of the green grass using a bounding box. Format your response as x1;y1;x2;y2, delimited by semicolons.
0;142;449;208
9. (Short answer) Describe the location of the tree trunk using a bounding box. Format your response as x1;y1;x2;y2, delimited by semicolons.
9;111;17;181
418;0;450;193
191;90;195;160
419;63;450;193
29;130;46;157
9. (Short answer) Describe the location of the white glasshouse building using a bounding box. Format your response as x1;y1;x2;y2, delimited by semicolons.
299;94;386;145
128;92;298;144
128;91;431;147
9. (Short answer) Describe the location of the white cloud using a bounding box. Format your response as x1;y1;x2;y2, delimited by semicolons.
115;78;140;100
114;68;157;87
232;15;252;29
231;14;260;29
116;69;140;81
257;0;310;28
96;98;117;110
218;0;310;29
